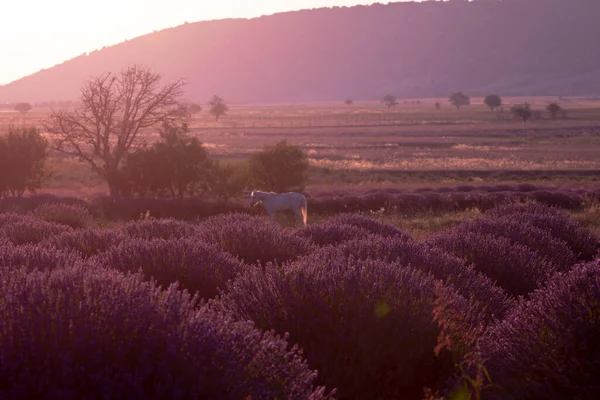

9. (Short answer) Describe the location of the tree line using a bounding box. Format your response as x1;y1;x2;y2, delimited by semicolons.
2;65;309;199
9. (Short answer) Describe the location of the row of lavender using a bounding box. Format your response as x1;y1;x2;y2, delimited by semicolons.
1;183;598;221
0;202;599;399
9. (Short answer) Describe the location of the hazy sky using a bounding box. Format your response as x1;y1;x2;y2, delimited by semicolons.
0;0;413;85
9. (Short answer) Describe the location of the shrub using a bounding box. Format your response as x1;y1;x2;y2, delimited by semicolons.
39;228;128;258
1;217;73;245
32;202;93;228
450;217;577;271
196;213;314;264
214;258;455;399
120;218;198;240
93;238;244;299
478;261;600;400
0;126;49;197
0;266;328;399
120;123;211;199
0;242;82;272
426;232;555;297
303;236;510;323
248;140;309;192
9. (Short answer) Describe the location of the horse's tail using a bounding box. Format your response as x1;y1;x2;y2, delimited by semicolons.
300;196;308;226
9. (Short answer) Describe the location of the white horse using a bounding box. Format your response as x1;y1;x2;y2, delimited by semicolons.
248;190;308;226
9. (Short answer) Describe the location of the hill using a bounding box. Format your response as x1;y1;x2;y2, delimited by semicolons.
1;0;599;104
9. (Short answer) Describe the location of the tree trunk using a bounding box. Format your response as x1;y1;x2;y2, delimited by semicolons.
106;169;122;197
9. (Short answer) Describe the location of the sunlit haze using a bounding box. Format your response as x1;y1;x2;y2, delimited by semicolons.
0;0;413;85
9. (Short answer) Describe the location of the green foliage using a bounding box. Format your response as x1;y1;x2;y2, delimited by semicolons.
381;94;398;110
120;123;211;198
208;95;229;121
511;103;532;123
449;92;470;109
248;140;309;192
0;126;49;197
344;98;353;107
546;102;562;118
435;102;441;110
483;95;502;111
13;102;32;114
207;160;248;202
187;103;202;114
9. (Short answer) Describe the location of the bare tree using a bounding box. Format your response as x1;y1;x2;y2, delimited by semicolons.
46;65;187;196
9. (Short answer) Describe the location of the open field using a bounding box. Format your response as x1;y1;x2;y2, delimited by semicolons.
3;97;600;235
3;96;598;197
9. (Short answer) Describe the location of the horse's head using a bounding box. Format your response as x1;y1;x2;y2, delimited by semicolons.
248;190;260;206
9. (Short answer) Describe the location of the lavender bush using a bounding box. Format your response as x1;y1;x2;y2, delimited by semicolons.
478;261;600;400
486;203;599;261
449;217;577;271
296;222;372;246
426;232;556;297
32;202;93;229
323;213;411;239
120;218;198;240
0;242;81;272
0;265;330;399
92;238;244;299
196;213;314;264
302;235;511;323
1;216;73;245
39;228;128;258
214;258;459;399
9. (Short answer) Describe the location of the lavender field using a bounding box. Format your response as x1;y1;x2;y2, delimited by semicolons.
1;198;599;399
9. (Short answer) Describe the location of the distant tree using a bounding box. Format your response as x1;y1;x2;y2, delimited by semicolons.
434;102;441;110
484;95;502;112
14;102;32;114
546;103;562;119
187;103;203;114
344;98;354;108
45;65;188;197
449;92;470;110
511;103;533;123
208;95;229;121
381;95;398;110
0;126;49;197
120;123;210;199
248;140;309;193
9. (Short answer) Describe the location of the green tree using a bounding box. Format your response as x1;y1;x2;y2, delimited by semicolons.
483;95;502;112
511;103;533;123
434;102;441;110
120;123;210;199
248;140;309;193
0;126;49;197
344;98;354;107
546;103;562;119
206;160;248;202
208;95;229;121
381;95;398;110
187;103;203;114
449;92;470;110
14;102;32;114
46;65;188;197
